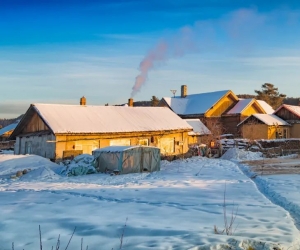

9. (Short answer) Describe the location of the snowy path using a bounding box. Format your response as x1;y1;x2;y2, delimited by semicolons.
238;161;300;231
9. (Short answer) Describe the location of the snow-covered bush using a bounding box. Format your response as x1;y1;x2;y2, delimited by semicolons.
60;154;97;176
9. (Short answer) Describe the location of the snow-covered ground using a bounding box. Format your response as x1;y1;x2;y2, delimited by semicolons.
0;152;300;250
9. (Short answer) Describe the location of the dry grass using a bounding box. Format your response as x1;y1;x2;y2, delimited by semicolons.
11;219;129;250
214;183;238;236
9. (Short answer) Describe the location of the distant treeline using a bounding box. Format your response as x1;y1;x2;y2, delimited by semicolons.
237;94;300;106
0;115;23;129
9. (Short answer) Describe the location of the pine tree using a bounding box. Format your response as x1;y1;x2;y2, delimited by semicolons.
255;83;286;109
150;96;160;106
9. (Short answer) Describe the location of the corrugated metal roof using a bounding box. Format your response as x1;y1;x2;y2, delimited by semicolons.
184;119;211;135
227;99;253;114
31;104;192;134
257;100;274;114
238;114;290;126
0;122;18;136
93;146;140;152
281;104;300;118
163;90;230;115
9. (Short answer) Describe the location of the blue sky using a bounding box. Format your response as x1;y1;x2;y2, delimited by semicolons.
1;0;300;118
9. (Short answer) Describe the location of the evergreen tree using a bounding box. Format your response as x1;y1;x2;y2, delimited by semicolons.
150;96;160;106
255;83;286;109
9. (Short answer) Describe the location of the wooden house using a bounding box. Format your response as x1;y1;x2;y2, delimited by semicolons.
274;104;300;138
222;99;273;136
159;85;274;137
159;85;239;136
237;114;290;140
9;101;192;161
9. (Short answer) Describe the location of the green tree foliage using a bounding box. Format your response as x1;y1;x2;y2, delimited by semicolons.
237;94;256;99
255;83;286;109
151;96;160;106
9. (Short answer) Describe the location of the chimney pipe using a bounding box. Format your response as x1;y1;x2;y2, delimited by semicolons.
128;98;133;107
181;85;187;98
80;96;86;105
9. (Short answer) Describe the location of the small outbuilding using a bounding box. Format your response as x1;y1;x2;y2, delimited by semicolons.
184;119;211;145
93;146;160;174
237;114;290;140
274;104;300;138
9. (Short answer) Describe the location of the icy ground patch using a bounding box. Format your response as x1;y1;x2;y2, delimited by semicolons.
0;154;299;250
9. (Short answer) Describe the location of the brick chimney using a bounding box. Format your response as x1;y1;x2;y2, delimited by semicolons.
128;98;133;107
80;96;86;105
181;85;187;98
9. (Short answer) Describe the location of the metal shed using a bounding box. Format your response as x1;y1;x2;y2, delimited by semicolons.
92;146;160;174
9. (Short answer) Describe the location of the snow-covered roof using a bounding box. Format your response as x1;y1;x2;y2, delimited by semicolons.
227;99;274;115
93;146;140;152
0;122;18;136
162;90;231;115
276;104;300;118
238;114;290;126
27;104;192;134
227;99;253;114
184;119;211;136
257;100;274;114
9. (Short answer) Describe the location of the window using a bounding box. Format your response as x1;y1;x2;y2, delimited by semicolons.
138;139;149;146
158;138;174;154
25;141;32;154
283;129;288;138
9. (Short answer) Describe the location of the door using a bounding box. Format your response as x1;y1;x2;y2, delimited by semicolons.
25;141;32;154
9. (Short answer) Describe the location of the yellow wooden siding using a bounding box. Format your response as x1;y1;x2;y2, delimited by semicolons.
241;124;290;140
55;131;189;160
188;135;211;145
241;103;263;117
205;94;237;117
290;124;300;138
241;124;268;139
267;126;277;139
3;130;13;136
188;135;197;145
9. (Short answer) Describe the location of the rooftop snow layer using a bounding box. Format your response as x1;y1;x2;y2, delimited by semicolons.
0;122;18;136
32;104;192;134
185;119;211;135
238;114;290;126
227;99;253;114
93;146;140;152
257;100;274;114
163;90;230;115
281;104;300;117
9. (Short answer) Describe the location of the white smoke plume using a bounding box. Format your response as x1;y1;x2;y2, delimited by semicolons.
130;8;292;97
130;26;196;97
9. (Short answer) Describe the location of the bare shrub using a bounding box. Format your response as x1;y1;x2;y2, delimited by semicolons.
214;183;238;236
